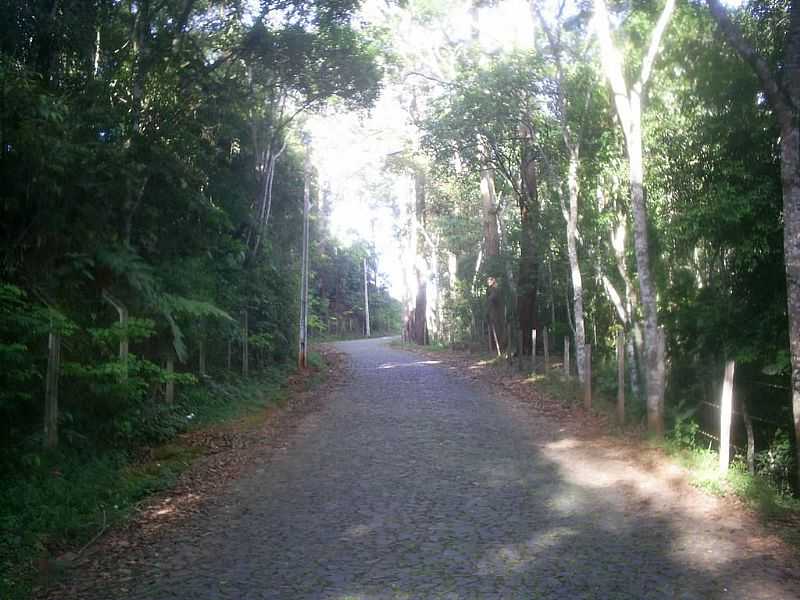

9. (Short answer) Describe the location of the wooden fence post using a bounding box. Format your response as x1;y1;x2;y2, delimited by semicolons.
242;309;249;376
44;331;61;449
563;336;570;377
198;339;206;378
584;344;592;410
165;354;175;403
617;331;625;424
719;360;736;474
543;326;549;370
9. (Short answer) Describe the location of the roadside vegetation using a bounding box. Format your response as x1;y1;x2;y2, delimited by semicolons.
0;362;304;598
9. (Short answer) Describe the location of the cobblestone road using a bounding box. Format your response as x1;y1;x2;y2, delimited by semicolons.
122;338;798;599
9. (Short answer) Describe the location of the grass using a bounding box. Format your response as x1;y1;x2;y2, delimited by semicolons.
0;355;326;600
662;442;800;518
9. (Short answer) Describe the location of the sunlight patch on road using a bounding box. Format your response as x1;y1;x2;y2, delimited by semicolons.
468;360;494;370
377;360;441;369
544;438;581;450
476;527;577;575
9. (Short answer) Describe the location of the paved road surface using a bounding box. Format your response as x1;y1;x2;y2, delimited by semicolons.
120;338;797;599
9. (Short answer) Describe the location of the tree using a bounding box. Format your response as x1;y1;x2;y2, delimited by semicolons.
593;0;675;436
704;0;800;484
534;2;596;381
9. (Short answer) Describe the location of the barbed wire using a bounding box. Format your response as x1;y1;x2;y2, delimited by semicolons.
699;400;785;427
695;428;748;455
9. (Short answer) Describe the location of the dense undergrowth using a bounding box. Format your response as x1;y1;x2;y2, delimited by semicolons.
0;360;312;600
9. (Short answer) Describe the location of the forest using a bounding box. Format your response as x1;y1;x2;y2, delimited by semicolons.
2;0;800;595
0;0;400;593
377;0;800;500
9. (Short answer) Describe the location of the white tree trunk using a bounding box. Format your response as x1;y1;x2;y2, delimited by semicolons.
102;289;129;381
299;145;311;367
593;0;674;436
566;148;587;383
628;107;666;436
719;360;735;474
363;257;370;338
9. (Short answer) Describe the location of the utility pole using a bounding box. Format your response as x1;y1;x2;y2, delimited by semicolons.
364;257;371;337
298;135;311;368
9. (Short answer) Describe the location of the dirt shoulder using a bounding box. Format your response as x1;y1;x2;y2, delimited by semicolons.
398;342;800;573
36;346;347;600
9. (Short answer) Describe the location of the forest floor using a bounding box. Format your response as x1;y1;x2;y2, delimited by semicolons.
39;337;800;599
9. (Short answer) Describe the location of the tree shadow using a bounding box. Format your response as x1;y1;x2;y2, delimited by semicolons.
122;341;797;600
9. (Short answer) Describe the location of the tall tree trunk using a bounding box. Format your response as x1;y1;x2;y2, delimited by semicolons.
565;147;587;382
780;122;800;491
481;168;506;352
363;257;370;337
298;143;311;367
533;0;586;376
43;330;61;449
412;171;428;345
518;137;539;356
594;0;674;436
248;137;288;262
628;107;666;436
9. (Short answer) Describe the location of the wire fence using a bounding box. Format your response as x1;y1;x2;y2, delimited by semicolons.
699;400;784;427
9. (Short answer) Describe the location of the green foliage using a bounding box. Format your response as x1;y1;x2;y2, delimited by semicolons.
0;1;387;594
311;237;402;338
756;429;796;497
0;369;293;599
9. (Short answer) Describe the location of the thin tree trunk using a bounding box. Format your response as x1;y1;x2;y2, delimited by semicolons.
242;309;249;376
165;354;175;403
102;290;129;380
584;344;592;410
198;339;206;377
626;335;642;401
518;131;539;356
298;144;310;367
741;395;756;475
617;330;625;424
364;258;370;337
566;147;586;382
413;171;428;345
43;331;61;449
534;6;587;381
